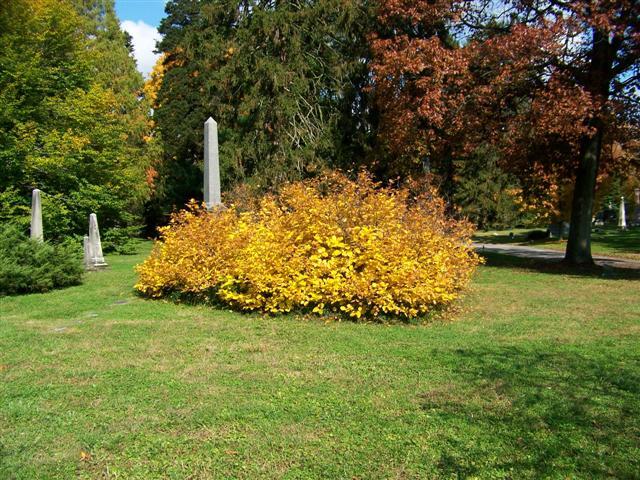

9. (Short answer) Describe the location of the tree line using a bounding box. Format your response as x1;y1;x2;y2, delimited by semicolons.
1;0;638;265
0;0;153;241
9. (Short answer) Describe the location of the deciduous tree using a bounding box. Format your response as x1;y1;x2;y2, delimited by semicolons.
0;0;153;239
371;0;639;265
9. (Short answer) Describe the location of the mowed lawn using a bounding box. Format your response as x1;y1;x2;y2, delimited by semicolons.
1;246;640;479
474;226;640;261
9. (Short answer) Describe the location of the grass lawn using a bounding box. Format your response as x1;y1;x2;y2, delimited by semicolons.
474;226;640;261
1;245;640;479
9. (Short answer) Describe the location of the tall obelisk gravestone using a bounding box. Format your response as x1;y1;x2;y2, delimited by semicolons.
30;189;43;242
204;117;222;209
87;213;107;269
618;196;627;230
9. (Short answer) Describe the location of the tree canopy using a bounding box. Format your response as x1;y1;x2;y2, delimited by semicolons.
371;0;639;263
1;0;637;259
0;0;153;239
150;0;377;219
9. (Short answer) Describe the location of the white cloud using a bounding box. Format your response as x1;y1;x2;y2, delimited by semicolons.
121;20;161;78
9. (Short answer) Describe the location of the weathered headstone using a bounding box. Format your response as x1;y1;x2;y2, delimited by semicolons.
204;117;221;209
618;196;627;229
83;235;92;270
30;189;43;242
88;213;107;268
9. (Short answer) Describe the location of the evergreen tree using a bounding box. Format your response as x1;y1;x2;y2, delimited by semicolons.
152;0;376;218
454;147;524;230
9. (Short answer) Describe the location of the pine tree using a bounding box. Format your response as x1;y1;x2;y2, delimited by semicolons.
152;0;376;217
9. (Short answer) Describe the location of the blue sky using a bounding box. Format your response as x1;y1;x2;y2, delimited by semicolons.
115;0;167;28
115;0;168;77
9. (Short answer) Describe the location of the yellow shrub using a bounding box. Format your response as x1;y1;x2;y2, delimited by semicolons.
135;172;481;320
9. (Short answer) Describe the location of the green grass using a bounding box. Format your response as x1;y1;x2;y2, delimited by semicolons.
474;226;640;261
1;246;640;479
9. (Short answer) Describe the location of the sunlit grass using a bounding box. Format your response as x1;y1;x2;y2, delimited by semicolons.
1;245;639;478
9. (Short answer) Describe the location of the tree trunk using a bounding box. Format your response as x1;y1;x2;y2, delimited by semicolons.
564;29;616;265
565;120;603;264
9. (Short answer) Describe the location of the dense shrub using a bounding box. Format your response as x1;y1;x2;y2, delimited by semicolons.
0;225;83;296
136;172;481;320
102;226;141;255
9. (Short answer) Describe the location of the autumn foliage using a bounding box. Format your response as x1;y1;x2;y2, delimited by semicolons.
371;0;637;169
135;172;480;320
371;0;639;264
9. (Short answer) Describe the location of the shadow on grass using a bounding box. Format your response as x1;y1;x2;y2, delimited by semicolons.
590;226;640;255
473;232;560;246
135;287;448;325
421;346;640;478
480;251;640;280
475;226;640;256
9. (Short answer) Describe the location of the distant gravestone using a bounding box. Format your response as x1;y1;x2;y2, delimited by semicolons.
618;196;627;230
30;189;43;242
593;212;605;226
87;213;107;269
204;117;221;209
549;222;570;239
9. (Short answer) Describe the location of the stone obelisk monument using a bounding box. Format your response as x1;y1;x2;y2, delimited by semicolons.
618;196;627;230
86;213;107;269
30;189;43;242
204;117;221;209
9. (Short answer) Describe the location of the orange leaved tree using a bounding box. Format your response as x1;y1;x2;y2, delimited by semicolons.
371;0;639;265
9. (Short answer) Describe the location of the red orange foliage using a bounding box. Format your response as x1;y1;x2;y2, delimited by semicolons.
371;0;638;181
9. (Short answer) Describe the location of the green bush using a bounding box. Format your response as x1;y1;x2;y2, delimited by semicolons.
0;224;83;296
102;226;141;255
0;188;30;230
